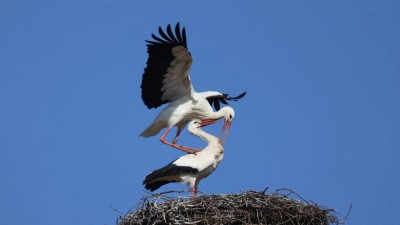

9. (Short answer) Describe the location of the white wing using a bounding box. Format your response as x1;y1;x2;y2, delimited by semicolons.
141;23;194;109
173;152;215;171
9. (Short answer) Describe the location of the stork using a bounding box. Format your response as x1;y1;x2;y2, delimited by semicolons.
143;119;225;198
140;23;246;153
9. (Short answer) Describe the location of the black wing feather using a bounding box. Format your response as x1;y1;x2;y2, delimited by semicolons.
206;91;247;111
145;40;161;45
141;23;189;109
214;99;221;111
167;24;179;43
143;160;198;191
175;23;184;44
220;98;229;105
150;33;170;46
182;27;187;48
226;91;247;100
158;26;175;44
207;98;214;107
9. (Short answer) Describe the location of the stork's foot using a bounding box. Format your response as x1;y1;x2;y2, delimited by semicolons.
175;144;201;154
161;139;201;154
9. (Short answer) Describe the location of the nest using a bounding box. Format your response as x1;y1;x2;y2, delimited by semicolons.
118;188;344;225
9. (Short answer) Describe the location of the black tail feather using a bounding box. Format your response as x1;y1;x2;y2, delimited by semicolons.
143;161;198;192
143;180;172;192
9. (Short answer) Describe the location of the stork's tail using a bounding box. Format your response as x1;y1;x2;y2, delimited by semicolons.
140;122;163;137
143;177;170;192
143;167;173;191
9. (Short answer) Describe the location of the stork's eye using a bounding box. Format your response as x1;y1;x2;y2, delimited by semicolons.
229;115;232;119
194;121;198;124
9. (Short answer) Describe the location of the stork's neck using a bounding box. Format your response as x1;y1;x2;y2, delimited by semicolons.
195;128;220;146
188;123;223;154
206;106;230;120
196;128;223;154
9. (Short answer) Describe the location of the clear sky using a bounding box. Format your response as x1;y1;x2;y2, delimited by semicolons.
1;1;399;225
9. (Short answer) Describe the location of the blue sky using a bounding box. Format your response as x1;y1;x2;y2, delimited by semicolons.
1;1;399;225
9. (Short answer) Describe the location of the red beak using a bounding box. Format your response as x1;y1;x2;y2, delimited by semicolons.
219;120;232;144
199;119;219;127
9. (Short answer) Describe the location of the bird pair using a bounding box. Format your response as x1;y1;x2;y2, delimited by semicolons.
139;23;246;197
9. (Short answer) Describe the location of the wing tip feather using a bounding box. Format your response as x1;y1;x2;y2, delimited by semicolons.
146;22;188;49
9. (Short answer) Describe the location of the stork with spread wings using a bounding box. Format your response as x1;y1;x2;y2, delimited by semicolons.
140;23;246;153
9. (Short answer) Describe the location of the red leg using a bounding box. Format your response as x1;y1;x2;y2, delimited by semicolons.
160;128;202;154
172;129;181;144
190;186;197;198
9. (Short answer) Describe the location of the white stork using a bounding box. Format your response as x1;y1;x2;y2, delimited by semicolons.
143;119;225;198
140;23;246;153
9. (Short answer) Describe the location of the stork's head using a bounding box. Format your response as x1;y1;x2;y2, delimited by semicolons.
187;120;200;135
220;106;235;122
219;106;235;144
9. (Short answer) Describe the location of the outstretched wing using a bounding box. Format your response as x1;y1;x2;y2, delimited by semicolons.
141;23;194;109
206;92;247;111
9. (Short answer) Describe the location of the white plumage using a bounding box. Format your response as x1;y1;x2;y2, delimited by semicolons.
143;119;225;198
140;23;245;153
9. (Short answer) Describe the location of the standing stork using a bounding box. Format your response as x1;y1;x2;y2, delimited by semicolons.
140;23;246;153
143;119;225;198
